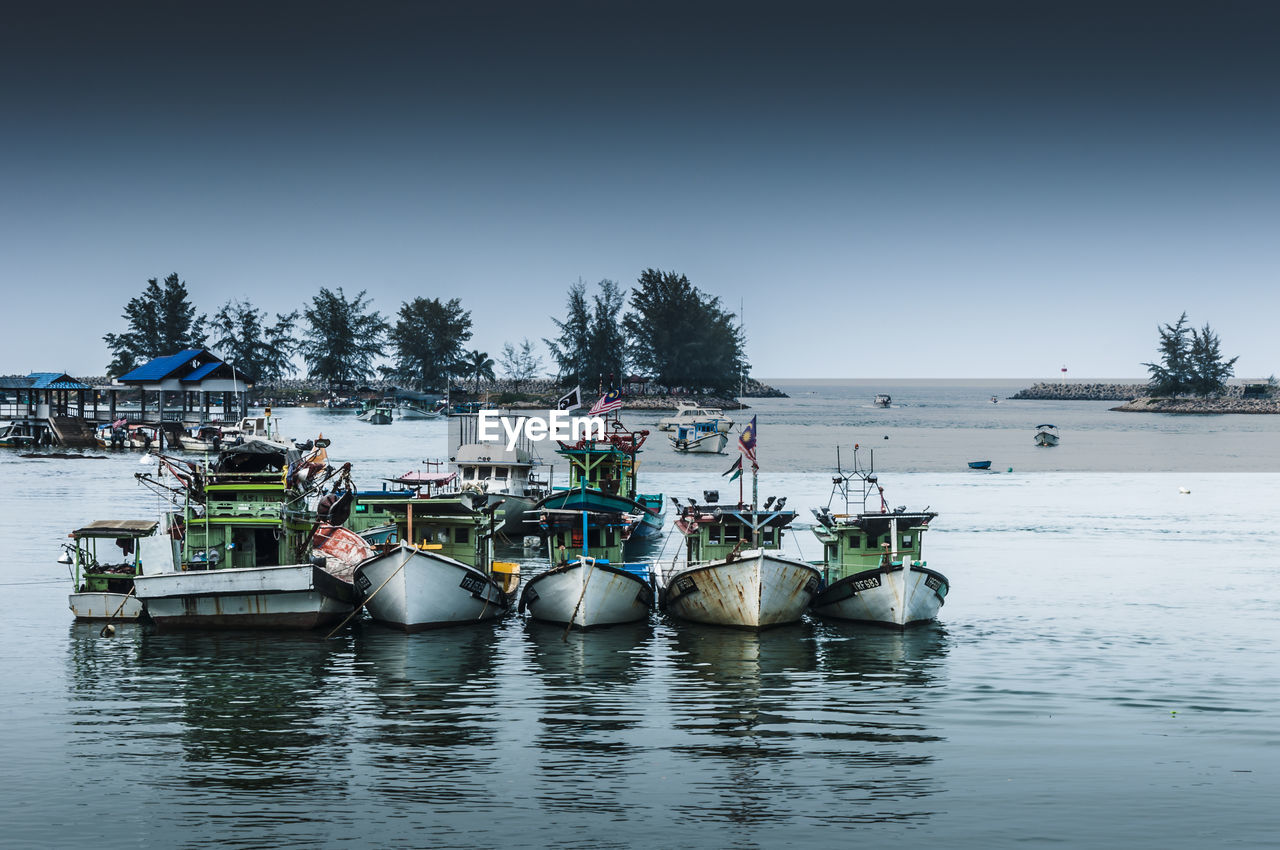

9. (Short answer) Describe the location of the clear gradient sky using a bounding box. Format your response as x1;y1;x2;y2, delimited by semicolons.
2;1;1277;379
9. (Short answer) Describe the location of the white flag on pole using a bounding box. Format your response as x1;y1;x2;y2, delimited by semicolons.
556;386;582;412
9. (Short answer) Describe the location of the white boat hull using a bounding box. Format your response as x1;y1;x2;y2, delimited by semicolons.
811;564;948;627
1035;433;1060;446
68;591;143;621
669;432;729;453
663;550;821;629
519;560;652;629
133;564;356;630
353;543;508;631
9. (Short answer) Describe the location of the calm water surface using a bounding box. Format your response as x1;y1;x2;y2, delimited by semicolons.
2;381;1277;848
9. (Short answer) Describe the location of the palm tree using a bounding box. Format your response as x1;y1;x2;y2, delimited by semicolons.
465;349;496;395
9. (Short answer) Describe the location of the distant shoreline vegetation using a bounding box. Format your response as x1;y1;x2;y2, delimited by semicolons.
1012;313;1278;413
97;269;759;400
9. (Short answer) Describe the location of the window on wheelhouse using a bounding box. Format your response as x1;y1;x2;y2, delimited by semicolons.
724;524;741;543
454;527;469;544
708;525;721;544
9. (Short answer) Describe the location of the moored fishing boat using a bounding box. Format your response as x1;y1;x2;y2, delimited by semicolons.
519;507;652;629
63;520;160;620
345;483;518;630
809;444;949;627
131;440;358;630
661;421;820;629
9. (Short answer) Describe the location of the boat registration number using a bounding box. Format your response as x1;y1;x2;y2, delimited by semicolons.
674;576;698;596
852;575;881;592
459;575;488;597
355;573;372;594
925;575;947;597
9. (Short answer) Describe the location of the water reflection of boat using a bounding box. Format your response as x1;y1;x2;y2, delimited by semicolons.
524;619;651;685
351;624;503;750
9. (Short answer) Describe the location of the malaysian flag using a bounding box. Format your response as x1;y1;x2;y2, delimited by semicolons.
589;388;624;416
738;415;757;464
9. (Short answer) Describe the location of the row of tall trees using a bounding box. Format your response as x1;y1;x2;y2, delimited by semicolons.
1144;312;1238;396
546;270;749;392
102;276;507;391
102;268;751;393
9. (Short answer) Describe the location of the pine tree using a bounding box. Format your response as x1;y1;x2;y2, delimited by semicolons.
1187;323;1237;396
299;287;387;388
209;299;299;382
1143;313;1193;396
103;273;207;375
388;297;472;391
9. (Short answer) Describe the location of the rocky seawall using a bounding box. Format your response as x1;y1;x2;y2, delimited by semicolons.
1112;396;1280;414
1010;383;1146;401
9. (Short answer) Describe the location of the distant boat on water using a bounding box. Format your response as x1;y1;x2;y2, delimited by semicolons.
1034;424;1060;447
874;394;891;408
967;460;992;470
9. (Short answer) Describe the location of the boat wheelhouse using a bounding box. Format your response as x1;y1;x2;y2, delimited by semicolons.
64;519;160;620
450;414;550;537
534;419;664;546
809;445;949;627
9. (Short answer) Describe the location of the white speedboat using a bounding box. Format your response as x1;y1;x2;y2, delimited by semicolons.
1034;424;1060;446
874;393;892;407
669;421;729;454
658;401;734;434
353;541;511;631
519;556;652;629
662;493;820;629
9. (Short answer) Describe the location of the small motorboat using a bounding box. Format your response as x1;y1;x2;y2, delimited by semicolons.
1034;424;1060;447
990;395;1000;404
669;421;729;454
356;401;394;425
967;460;992;470
874;394;892;407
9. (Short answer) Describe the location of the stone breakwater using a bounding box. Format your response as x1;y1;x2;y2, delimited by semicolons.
1010;383;1146;401
1112;397;1280;414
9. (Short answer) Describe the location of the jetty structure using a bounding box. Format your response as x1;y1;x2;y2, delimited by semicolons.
0;350;253;449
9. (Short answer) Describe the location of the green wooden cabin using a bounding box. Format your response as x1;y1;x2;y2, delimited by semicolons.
677;504;797;564
347;489;495;572
811;509;937;584
67;520;159;593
